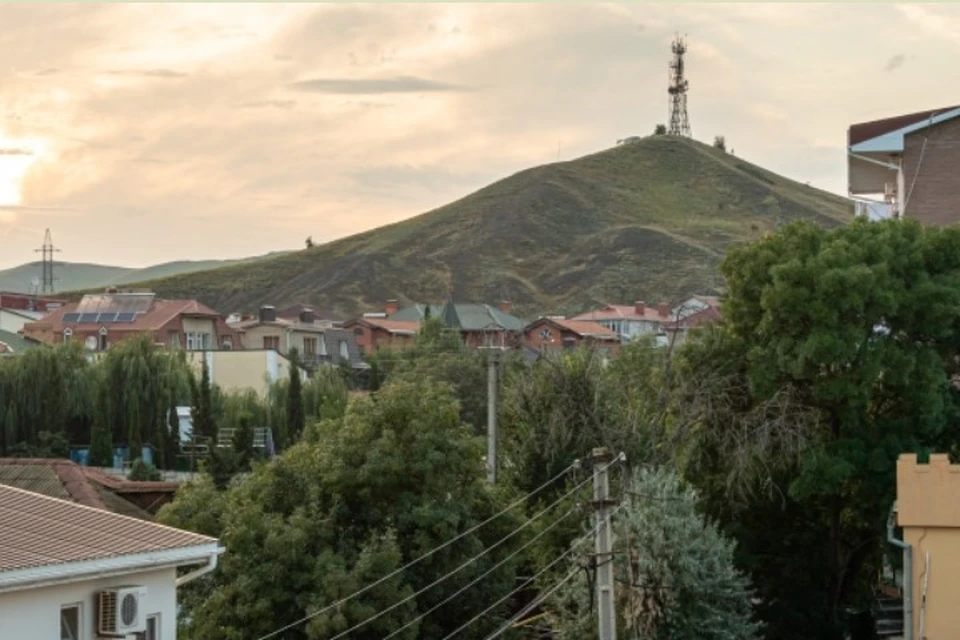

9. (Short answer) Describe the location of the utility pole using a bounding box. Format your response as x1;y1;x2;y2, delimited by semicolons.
486;348;500;484
591;447;618;640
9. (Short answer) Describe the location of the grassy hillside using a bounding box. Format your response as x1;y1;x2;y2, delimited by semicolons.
0;253;288;295
99;136;854;317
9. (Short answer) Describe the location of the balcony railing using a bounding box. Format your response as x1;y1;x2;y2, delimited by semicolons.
853;199;895;220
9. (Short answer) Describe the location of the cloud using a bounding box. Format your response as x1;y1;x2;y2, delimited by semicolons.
0;148;33;156
287;75;468;94
238;99;297;109
104;68;189;79
885;53;906;71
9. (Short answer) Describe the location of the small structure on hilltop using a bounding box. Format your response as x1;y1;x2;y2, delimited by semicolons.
667;34;692;137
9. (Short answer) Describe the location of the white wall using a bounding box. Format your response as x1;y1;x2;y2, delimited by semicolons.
0;309;31;333
0;567;178;640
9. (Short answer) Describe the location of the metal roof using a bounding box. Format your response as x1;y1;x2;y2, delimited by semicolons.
849;107;960;154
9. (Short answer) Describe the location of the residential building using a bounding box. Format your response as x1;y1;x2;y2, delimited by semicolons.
0;291;65;313
276;303;343;327
228;305;365;369
21;290;239;352
184;349;308;398
0;483;220;640
0;458;179;520
344;316;420;356
571;301;673;345
848;105;960;224
0;306;44;333
388;300;526;348
0;329;41;355
894;452;960;639
523;317;621;356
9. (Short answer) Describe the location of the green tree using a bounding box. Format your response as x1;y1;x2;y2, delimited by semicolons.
89;422;113;467
654;124;667;135
680;218;960;638
287;348;306;443
166;377;522;640
191;356;215;440
549;468;761;639
129;458;162;481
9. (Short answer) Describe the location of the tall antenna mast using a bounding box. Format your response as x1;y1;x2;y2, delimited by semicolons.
34;228;60;294
667;34;691;137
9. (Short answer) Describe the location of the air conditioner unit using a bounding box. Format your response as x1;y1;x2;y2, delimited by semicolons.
97;586;148;636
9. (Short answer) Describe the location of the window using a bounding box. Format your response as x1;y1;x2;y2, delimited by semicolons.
63;327;73;341
222;337;233;350
186;331;212;350
60;604;81;640
303;337;317;357
201;332;212;350
339;340;350;360
169;331;181;349
135;614;160;640
98;327;108;352
263;335;280;350
318;335;327;356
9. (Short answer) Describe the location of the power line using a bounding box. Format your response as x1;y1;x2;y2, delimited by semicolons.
379;505;580;640
483;565;584;640
442;503;626;640
254;462;580;640
322;467;603;640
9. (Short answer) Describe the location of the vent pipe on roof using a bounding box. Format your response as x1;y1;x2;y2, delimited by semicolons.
299;308;316;324
635;301;646;316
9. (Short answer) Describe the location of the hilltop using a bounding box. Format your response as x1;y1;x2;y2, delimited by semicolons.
0;254;289;295
87;136;854;317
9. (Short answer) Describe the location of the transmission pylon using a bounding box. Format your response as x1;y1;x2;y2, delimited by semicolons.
667;34;691;137
34;228;60;294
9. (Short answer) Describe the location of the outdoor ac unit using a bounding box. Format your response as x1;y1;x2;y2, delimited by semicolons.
97;586;148;636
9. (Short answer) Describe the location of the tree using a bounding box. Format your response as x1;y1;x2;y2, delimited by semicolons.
129;458;162;481
713;135;726;151
89;422;113;467
548;468;761;639
305;236;314;249
655;124;667;135
680;218;960;638
166;377;522;640
191;357;215;440
286;348;306;443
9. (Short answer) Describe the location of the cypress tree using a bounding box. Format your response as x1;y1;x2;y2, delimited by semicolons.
286;349;305;443
89;422;113;467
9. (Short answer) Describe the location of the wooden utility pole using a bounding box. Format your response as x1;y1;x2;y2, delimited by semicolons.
591;447;618;640
486;348;500;484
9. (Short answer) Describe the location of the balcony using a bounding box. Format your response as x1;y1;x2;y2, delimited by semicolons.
853;199;895;221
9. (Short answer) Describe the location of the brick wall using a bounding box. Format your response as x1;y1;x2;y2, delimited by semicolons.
902;116;960;226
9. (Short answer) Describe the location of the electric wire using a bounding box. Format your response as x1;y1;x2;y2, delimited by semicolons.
441;502;625;640
483;565;583;640
253;462;578;640
323;466;606;640
379;505;580;640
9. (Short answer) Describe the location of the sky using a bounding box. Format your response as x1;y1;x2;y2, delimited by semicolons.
2;3;959;269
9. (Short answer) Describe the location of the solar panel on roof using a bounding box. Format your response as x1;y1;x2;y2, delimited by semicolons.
62;313;80;324
116;312;137;322
78;313;99;324
97;312;118;323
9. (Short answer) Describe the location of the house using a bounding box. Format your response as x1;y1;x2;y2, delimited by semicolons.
185;349;309;398
892;453;960;639
848;105;960;224
0;306;45;333
228;305;366;369
571;301;673;345
0;483;220;639
664;295;723;346
387;300;527;348
0;291;65;313
0;458;179;520
523;317;621;355
275;303;343;327
21;290;240;352
343;316;421;356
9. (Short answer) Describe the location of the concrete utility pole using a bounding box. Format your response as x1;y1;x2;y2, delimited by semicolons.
486;348;500;484
591;447;618;640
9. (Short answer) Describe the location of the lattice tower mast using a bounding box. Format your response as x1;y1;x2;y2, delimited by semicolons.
667;35;691;137
34;228;60;294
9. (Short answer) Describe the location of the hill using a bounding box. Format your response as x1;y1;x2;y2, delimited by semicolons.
87;136;854;317
0;254;289;295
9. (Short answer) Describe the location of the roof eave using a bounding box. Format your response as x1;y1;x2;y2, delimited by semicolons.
0;542;223;595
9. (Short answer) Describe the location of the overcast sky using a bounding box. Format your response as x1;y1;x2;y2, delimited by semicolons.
1;3;958;269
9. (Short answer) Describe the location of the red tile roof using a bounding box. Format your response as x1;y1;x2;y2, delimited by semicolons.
350;318;421;335
536;318;619;340
0;483;216;574
37;298;224;334
571;304;672;323
848;105;960;146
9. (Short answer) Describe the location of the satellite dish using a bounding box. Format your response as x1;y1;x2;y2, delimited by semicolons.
85;336;97;351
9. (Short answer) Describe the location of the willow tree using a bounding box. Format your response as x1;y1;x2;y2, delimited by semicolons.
96;334;193;466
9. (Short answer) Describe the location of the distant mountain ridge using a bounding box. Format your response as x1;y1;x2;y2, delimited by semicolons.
69;136;854;317
0;253;289;295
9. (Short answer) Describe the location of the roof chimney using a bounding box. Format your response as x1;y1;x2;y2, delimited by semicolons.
299;308;316;324
105;286;119;294
658;302;670;318
259;305;276;323
498;300;512;315
385;299;399;316
634;300;646;316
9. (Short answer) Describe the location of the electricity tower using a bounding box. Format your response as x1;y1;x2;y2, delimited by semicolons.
667;34;691;137
34;228;60;294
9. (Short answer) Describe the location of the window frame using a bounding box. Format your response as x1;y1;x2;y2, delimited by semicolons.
60;602;82;640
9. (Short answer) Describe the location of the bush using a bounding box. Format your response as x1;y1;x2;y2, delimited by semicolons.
129;458;162;481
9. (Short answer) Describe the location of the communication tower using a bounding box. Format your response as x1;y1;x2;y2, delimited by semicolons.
667;35;692;137
34;228;60;294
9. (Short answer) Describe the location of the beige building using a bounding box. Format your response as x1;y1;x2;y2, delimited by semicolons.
230;306;364;369
185;350;307;398
894;452;960;639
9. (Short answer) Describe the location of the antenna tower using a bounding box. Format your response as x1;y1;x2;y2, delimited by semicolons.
34;228;60;294
667;34;691;137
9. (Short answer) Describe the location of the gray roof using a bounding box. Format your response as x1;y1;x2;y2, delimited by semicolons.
391;302;525;332
322;329;368;369
0;329;42;355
